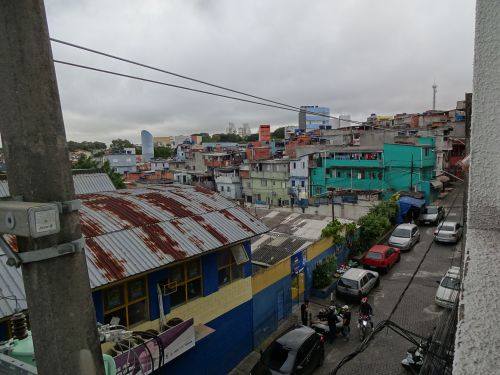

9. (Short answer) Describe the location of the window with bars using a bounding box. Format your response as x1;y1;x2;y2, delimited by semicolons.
103;277;149;327
217;249;244;287
167;259;203;308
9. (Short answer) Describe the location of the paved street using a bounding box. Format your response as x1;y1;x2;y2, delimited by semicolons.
314;184;464;375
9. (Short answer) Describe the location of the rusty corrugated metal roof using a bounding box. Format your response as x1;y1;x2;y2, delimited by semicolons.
79;185;268;288
0;184;268;318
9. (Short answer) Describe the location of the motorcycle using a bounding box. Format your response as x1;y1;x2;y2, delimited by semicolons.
401;343;426;372
311;306;343;336
358;314;372;341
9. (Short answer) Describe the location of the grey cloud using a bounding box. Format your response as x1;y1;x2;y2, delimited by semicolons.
45;0;475;144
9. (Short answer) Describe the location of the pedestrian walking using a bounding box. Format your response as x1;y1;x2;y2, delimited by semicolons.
327;306;338;343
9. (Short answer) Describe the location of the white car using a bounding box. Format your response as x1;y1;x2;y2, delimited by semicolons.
336;268;380;301
388;223;420;251
434;221;463;243
435;266;460;309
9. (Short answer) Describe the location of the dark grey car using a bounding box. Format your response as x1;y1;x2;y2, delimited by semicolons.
419;206;445;225
251;326;325;375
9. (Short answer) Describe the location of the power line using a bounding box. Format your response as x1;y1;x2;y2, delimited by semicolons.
51;39;456;134
54;60;314;115
50;38;366;124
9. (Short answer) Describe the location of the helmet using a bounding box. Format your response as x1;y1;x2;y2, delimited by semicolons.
329;306;335;311
361;297;368;304
342;305;349;311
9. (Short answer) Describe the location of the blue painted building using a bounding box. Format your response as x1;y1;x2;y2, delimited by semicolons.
0;183;268;375
299;105;331;131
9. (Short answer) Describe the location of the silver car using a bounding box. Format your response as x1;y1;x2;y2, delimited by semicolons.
388;223;420;251
434;221;463;243
336;268;380;300
419;205;445;225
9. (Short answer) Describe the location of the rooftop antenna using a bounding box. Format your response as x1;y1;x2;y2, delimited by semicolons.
432;81;438;110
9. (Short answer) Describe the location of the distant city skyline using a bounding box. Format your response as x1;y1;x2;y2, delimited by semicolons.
45;0;475;144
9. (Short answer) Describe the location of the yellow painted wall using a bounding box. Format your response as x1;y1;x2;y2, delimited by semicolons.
306;237;334;261
132;277;252;332
252;259;290;295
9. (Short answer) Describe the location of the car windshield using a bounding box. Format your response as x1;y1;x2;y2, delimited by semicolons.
441;276;460;290
392;228;411;238
366;252;383;260
440;225;455;232
424;207;438;214
261;341;291;371
338;278;358;289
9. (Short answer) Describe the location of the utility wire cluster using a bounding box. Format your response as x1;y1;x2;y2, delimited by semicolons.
51;38;427;134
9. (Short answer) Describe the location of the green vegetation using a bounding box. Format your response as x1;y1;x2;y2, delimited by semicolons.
312;255;337;289
271;126;285;140
353;197;398;254
72;155;125;189
110;138;134;152
67;141;107;152
154;146;174;158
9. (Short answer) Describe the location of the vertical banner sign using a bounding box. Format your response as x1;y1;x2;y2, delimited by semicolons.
291;250;305;275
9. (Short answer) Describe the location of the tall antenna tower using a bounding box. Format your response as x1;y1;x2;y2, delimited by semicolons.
432;82;438;110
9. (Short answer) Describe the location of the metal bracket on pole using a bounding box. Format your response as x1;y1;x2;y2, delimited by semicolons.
0;237;85;268
53;199;82;214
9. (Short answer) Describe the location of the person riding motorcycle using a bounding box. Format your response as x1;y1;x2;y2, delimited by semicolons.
358;297;374;329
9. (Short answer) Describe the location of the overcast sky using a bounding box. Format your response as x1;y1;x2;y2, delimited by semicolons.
45;0;476;145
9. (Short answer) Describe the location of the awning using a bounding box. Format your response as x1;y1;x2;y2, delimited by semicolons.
430;180;443;189
397;196;426;224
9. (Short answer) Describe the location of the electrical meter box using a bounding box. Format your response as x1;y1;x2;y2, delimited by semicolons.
0;201;60;238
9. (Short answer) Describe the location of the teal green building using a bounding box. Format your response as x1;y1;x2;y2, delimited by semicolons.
310;138;438;203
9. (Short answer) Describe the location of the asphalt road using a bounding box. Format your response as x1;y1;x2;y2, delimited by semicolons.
313;184;464;375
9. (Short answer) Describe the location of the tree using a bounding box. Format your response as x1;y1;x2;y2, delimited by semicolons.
67;140;107;152
272;127;285;140
210;133;242;143
110;138;134;152
102;160;125;189
243;133;259;142
73;154;98;169
154;146;173;158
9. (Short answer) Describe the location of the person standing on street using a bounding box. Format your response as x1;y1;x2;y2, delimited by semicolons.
341;305;351;341
301;299;309;326
327;306;338;343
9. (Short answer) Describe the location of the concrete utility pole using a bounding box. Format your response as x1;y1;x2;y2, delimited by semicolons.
0;2;105;375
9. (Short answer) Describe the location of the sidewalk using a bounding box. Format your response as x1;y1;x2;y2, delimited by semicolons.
229;306;302;374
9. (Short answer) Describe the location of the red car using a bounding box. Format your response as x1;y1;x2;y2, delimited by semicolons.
362;245;401;273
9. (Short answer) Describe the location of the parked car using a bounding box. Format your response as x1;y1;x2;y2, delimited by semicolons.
251;325;324;375
435;266;461;308
388;223;420;251
434;221;463;243
362;245;401;273
336;268;380;300
419;205;445;225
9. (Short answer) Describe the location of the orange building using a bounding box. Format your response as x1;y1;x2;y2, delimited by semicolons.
259;124;271;142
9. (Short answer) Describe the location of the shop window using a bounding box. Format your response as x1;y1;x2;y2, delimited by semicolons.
103;277;148;327
218;248;244;287
167;259;203;308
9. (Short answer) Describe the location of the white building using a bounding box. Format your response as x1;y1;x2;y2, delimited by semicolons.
289;154;310;201
150;159;169;171
215;168;242;200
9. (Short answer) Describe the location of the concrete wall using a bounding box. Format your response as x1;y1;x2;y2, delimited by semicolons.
454;1;500;374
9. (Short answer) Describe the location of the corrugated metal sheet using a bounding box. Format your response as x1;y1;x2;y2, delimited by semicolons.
80;186;268;288
0;252;27;319
0;172;116;198
72;173;116;194
0;184;268;318
251;232;311;265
